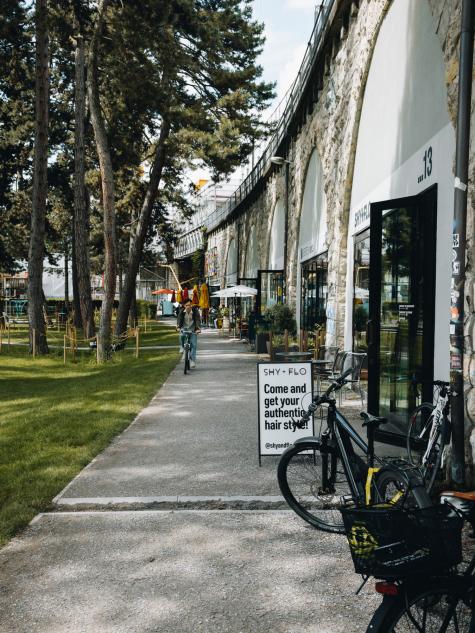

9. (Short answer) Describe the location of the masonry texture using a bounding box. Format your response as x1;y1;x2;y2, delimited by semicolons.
206;0;475;472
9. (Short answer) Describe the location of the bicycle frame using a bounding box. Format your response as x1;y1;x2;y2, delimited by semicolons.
298;398;371;504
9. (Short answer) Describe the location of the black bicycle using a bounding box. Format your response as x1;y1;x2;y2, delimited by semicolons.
407;380;454;492
181;328;192;374
277;368;431;533
342;490;475;632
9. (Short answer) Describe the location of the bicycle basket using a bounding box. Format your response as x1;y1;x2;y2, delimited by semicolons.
340;503;463;578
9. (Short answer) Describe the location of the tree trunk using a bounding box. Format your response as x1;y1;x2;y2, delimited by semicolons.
87;0;116;361
74;32;95;339
115;119;170;336
71;224;83;329
27;0;49;355
64;239;69;308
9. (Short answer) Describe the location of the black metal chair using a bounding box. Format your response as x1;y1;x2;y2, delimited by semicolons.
340;352;367;407
314;348;344;395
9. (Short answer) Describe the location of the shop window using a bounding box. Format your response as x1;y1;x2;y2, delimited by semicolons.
353;231;370;352
300;253;327;331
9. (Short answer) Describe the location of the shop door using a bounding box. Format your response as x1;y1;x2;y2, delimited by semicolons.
367;186;437;436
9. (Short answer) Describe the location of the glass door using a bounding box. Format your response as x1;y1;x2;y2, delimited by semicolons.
257;270;284;315
367;187;437;435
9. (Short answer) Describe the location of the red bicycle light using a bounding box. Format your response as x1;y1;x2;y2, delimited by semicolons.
375;581;399;596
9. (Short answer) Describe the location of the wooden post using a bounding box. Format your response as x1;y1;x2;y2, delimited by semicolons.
64;335;67;364
136;327;140;358
7;323;10;352
284;329;289;352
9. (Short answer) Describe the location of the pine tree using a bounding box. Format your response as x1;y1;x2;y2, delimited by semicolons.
27;0;49;355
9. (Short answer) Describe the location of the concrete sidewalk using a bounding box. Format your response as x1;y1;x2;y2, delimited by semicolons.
0;330;379;632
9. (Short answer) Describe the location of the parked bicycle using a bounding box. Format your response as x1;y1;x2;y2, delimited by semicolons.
407;380;454;492
341;491;474;632
277;368;431;533
180;328;193;374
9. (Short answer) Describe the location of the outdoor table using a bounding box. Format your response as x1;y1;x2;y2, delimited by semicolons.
275;351;313;362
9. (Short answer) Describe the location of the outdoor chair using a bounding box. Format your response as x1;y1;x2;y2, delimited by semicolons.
313;348;344;395
339;351;367;407
311;345;339;380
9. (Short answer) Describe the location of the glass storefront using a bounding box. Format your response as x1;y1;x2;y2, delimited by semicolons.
367;188;436;434
257;270;284;314
238;277;257;319
353;232;370;352
300;253;328;332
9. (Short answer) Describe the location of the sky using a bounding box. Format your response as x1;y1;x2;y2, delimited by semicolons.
190;0;319;186
251;0;320;116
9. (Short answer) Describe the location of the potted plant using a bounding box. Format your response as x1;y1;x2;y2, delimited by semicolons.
255;323;270;354
263;304;297;359
220;306;230;332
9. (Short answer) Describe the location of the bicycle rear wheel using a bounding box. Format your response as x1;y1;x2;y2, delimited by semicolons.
366;582;473;632
184;348;190;374
407;403;435;466
277;441;352;532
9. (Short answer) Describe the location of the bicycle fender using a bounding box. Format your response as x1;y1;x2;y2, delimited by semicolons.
293;436;333;453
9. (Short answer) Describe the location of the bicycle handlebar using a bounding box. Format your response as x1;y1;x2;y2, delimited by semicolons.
292;367;354;429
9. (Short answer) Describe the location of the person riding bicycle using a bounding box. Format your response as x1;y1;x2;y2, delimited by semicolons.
176;298;201;368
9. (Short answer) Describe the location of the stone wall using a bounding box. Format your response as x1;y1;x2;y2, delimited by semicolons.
206;0;475;472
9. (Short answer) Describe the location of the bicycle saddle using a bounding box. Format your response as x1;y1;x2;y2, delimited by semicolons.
360;412;388;427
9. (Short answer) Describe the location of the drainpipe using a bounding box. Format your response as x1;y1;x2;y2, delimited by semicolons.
449;0;474;486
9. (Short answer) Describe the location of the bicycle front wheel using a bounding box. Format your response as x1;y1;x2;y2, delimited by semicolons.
184;348;190;374
406;403;434;466
277;441;352;533
367;583;473;632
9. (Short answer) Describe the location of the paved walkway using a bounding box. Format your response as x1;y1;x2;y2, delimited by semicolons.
0;329;379;632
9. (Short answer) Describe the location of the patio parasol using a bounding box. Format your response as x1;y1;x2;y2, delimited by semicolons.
211;285;257;337
192;285;199;305
151;288;174;295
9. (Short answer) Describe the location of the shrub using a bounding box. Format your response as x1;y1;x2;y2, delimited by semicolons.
265;303;296;335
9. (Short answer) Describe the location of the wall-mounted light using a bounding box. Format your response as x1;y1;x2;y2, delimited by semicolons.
270;156;291;165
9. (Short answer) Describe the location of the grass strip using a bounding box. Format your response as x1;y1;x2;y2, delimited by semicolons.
0;344;179;546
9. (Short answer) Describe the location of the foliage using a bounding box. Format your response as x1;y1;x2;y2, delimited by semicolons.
0;342;178;545
265;303;297;335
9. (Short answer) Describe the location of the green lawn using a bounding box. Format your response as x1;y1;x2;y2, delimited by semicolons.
2;318;179;350
0;339;179;546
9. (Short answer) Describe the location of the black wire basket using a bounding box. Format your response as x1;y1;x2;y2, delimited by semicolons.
340;503;463;578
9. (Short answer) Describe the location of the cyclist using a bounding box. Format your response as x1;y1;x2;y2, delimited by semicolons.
176;298;201;368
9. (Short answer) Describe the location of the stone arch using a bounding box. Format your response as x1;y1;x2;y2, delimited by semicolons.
244;224;259;277
343;0;454;364
268;198;285;270
293;147;328;331
225;237;237;286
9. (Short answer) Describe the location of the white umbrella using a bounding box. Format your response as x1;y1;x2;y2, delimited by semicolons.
211;285;257;298
211;285;257;337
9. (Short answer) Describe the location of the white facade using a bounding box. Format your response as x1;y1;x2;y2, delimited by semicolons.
344;0;455;380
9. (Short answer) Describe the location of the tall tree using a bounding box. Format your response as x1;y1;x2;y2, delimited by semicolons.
27;0;49;354
113;0;274;335
0;1;34;271
87;0;116;360
73;17;95;338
